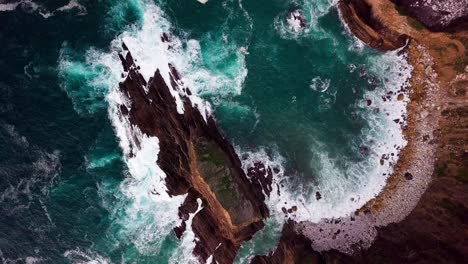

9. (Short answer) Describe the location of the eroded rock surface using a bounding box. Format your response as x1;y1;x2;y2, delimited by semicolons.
338;0;409;51
117;41;268;263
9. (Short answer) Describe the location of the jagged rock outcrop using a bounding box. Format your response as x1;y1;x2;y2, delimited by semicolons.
117;40;269;263
338;0;409;51
391;0;468;32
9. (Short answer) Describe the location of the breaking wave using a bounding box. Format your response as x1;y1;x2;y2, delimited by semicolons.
0;0;87;18
58;0;250;262
56;0;411;261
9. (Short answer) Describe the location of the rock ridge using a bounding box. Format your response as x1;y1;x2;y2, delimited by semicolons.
117;40;269;263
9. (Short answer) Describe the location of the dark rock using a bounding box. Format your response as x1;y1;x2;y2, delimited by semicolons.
118;42;268;263
120;105;129;115
316;191;322;201
161;32;170;42
122;42;128;51
404;172;413;180
247;161;274;197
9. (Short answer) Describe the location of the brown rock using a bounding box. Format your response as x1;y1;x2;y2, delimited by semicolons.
337;0;409;51
118;41;268;263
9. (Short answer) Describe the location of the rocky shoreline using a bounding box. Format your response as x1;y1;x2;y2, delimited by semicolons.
253;0;467;262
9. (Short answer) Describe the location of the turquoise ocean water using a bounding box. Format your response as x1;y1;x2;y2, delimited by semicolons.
0;0;411;263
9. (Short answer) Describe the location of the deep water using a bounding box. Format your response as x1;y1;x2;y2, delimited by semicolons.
0;0;410;263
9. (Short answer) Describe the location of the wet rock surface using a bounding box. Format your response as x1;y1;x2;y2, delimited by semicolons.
247;162;274;198
117;41;269;263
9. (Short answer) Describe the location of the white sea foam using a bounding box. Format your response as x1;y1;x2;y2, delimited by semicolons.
287;10;305;32
0;253;46;264
236;49;412;255
274;0;338;40
25;257;45;264
64;248;111;264
55;0;87;16
182;38;248;101
58;0;412;259
106;88;187;253
115;2;249;115
0;0;86;17
299;46;436;254
310;76;331;92
169;198;204;264
0;1;21;11
62;0;250;259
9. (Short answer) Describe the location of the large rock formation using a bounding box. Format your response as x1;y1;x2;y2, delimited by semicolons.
117;40;269;263
338;0;409;51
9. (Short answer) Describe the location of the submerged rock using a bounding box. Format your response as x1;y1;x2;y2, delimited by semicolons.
316;191;322;201
287;9;307;32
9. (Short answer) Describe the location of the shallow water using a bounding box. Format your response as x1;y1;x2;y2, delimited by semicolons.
0;0;410;262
